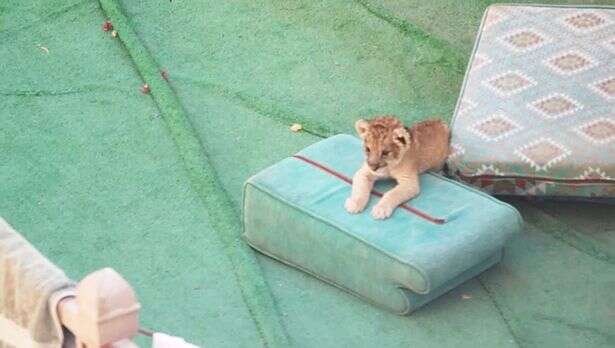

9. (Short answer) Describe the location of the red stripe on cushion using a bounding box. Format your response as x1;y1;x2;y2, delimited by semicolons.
293;155;446;225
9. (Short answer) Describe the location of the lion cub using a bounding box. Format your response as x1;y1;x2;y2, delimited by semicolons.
345;116;450;219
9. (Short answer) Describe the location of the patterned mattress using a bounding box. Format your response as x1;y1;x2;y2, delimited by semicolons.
447;4;615;198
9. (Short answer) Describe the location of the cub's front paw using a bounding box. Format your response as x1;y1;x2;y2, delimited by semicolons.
371;203;394;220
345;197;367;214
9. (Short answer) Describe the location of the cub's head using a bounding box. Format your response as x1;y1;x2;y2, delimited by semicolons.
355;116;411;171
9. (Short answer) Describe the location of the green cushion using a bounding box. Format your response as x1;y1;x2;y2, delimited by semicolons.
243;135;522;314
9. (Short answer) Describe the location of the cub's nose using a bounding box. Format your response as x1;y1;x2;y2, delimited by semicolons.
368;162;381;171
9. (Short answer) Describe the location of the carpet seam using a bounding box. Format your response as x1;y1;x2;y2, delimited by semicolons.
0;0;89;35
354;0;466;73
477;278;524;348
174;76;334;138
0;86;135;97
533;313;615;342
525;205;615;265
95;1;291;347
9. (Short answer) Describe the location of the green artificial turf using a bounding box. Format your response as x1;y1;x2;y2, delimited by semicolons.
1;0;615;347
97;1;290;346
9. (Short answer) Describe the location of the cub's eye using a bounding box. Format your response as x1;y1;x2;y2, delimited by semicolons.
382;150;390;156
365;146;371;153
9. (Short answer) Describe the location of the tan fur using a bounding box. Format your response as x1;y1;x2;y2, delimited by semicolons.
346;116;450;219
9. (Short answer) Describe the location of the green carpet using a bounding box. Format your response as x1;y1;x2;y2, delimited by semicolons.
1;1;614;347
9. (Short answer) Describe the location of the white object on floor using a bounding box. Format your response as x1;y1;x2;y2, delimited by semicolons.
152;332;200;348
0;218;75;348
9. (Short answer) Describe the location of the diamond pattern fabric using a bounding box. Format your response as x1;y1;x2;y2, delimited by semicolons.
448;4;615;198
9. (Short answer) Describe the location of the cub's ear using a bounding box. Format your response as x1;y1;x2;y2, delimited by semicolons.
392;127;410;147
355;119;370;139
